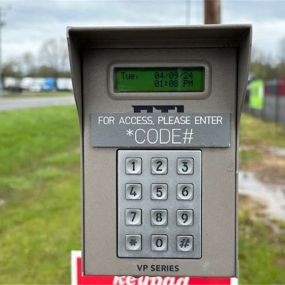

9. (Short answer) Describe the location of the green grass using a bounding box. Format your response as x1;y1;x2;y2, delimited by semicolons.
239;148;263;169
0;106;80;283
240;113;285;148
239;114;285;169
239;114;285;283
3;91;72;98
239;209;285;284
0;109;284;283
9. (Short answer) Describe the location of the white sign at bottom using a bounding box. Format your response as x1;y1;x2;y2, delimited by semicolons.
71;251;238;285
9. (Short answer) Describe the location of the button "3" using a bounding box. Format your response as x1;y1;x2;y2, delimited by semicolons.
177;158;194;175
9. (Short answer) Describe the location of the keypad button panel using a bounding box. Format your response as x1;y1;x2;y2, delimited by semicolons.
118;150;201;258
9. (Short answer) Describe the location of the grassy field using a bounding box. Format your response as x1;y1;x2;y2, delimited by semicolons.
239;114;285;283
240;114;285;183
239;196;285;284
240;114;285;148
2;91;73;98
0;108;284;284
0;106;80;283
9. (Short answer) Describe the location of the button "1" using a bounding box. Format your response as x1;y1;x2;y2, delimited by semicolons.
126;158;142;175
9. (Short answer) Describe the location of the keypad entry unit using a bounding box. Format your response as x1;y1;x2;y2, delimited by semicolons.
117;150;201;258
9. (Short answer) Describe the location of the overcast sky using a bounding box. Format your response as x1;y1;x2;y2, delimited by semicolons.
1;0;285;63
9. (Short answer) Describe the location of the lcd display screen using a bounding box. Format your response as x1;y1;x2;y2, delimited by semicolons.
114;67;205;93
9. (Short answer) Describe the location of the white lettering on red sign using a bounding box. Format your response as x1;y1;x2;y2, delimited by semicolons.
113;276;189;285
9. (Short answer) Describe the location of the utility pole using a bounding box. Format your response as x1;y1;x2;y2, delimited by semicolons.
0;7;5;95
204;0;221;24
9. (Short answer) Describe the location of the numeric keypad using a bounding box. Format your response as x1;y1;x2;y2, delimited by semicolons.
118;150;201;258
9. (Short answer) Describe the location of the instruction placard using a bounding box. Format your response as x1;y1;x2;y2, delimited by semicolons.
90;113;231;147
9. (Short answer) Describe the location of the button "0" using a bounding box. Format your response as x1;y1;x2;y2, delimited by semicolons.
151;235;168;251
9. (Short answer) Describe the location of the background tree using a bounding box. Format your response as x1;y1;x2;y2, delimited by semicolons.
2;60;22;78
279;37;285;63
250;45;285;80
38;38;69;77
21;52;35;76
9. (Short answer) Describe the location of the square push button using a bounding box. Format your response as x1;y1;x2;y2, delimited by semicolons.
151;235;168;251
177;158;194;175
177;184;194;200
177;235;193;252
126;235;142;251
177;209;193;226
126;183;142;200
151;209;168;226
151;158;167;175
151;184;168;200
126;158;142;175
125;209;142;226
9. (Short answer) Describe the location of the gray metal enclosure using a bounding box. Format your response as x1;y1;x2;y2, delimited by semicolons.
68;25;251;277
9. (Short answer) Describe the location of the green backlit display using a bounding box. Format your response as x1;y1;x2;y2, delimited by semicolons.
114;67;205;93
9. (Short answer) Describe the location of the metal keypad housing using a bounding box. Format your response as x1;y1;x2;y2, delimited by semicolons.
117;150;201;258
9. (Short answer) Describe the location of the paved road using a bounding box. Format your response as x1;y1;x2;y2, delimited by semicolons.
0;96;75;111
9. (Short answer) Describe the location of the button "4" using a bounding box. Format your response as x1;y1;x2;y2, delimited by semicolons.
126;184;142;200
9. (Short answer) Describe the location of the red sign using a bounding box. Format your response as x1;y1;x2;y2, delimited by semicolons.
71;251;237;285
